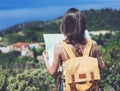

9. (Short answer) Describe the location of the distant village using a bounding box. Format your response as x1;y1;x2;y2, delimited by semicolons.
0;38;44;62
0;30;111;61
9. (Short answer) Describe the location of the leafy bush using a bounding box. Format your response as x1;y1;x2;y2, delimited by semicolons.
0;64;55;91
93;31;120;91
35;46;45;55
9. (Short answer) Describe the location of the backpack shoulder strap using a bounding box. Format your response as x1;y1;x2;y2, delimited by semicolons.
61;41;76;59
83;39;93;56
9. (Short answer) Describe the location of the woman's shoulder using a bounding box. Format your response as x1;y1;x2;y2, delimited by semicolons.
54;43;64;49
92;40;97;46
87;39;97;46
54;43;64;54
90;40;99;57
86;39;98;49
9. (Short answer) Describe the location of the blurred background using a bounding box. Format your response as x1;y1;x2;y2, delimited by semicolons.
0;0;120;91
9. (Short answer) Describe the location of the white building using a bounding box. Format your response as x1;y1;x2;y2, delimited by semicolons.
0;46;11;53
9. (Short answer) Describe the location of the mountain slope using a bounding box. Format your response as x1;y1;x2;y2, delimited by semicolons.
0;21;46;36
0;8;120;44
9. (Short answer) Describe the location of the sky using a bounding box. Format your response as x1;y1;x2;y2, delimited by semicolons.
0;0;120;31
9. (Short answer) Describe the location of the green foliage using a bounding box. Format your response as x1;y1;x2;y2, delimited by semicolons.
100;47;120;91
92;31;120;90
42;22;60;33
0;51;21;69
3;33;25;44
0;49;55;91
0;64;55;91
35;46;45;55
83;8;120;31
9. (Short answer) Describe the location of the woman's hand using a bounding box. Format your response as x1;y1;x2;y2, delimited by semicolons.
42;50;49;61
42;44;61;78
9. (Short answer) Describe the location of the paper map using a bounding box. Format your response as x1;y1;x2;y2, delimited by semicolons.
43;34;65;66
43;30;91;67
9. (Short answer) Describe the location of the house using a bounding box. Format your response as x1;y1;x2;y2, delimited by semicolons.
11;42;31;56
0;45;11;53
12;42;29;51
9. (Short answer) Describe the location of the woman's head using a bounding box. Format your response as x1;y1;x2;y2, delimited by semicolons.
60;7;86;44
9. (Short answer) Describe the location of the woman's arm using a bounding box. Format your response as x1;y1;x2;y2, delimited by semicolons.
92;41;105;71
42;44;61;78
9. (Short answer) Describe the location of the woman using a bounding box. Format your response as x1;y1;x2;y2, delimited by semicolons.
42;7;105;91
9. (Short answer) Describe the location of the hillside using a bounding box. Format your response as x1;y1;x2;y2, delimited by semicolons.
0;21;46;36
0;8;120;44
0;8;120;91
83;8;120;31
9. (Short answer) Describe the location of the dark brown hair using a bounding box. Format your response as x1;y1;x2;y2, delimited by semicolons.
60;8;86;44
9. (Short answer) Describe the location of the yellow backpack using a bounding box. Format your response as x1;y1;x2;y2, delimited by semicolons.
61;40;100;91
